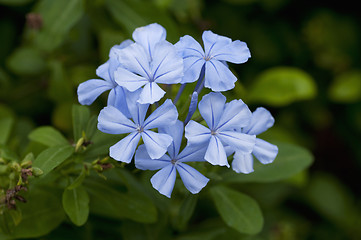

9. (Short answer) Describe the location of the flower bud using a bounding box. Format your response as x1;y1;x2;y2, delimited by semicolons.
31;167;43;177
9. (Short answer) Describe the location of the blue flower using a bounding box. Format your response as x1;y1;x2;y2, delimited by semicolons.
135;120;209;198
175;30;251;91
97;89;178;163
232;107;278;174
185;92;256;167
113;23;183;104
77;40;133;117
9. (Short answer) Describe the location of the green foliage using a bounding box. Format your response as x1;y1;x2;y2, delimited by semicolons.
210;185;263;235
6;47;46;76
28;126;69;147
248;67;317;106
223;142;314;183
62;186;89;226
329;71;361;103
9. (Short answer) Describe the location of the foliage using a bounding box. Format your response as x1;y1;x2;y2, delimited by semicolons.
0;0;360;239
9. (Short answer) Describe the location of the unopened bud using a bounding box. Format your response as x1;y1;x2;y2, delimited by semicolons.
20;153;34;168
92;164;103;172
75;137;85;152
31;167;43;177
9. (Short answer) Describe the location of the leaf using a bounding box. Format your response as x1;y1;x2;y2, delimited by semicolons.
223;142;313;183
9;188;65;239
62;186;89;226
6;47;46;75
48;60;73;103
33;145;74;176
72;104;90;141
0;117;13;145
28;126;69;147
175;195;198;230
306;173;361;235
209;185;263;235
85;178;157;223
33;0;84;51
67;167;87;190
328;71;361;103
248;67;317;106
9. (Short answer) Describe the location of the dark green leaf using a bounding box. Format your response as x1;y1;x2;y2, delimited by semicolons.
0;0;32;6
33;0;85;51
48;60;73;103
33;145;74;176
28;126;69;147
210;185;263;235
62;186;89;226
85;178;157;223
8;188;65;238
72;104;90;141
0;117;13;145
6;47;46;75
223;142;313;183
175;195;198;230
328;70;361;103
248;67;317;106
67;167;87;190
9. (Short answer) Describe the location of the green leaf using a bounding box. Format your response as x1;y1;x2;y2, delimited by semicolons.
223;142;313;183
175;195;198;230
307;174;361;235
85;178;157;223
48;60;73;103
72;104;90;141
328;71;361;103
62;186;89;226
0;117;13;145
67;167;87;190
28;126;68;147
33;0;84;51
9;188;65;238
209;185;263;235
33;145;74;176
248;67;317;106
6;47;46;75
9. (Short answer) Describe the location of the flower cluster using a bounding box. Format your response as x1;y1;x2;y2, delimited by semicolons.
77;23;278;198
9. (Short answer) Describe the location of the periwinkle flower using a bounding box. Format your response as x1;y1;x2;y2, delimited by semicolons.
135;120;209;198
232;107;278;174
77;40;133;117
175;30;251;92
185;92;256;167
97;89;178;163
113;23;183;104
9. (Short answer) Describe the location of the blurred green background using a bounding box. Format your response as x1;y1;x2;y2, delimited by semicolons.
0;0;360;239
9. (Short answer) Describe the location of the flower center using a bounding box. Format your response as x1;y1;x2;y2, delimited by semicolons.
136;125;144;133
211;130;218;136
204;54;213;61
171;159;178;165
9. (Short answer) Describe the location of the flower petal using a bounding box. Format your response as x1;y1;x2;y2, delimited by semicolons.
205;136;229;167
253;138;278;164
125;89;149;125
232;152;254;174
176;163;209;194
109;39;134;59
217;99;252;131
107;86;131;118
181;56;205;83
142;130;173;159
77;79;113;105
198;92;226;130
151;164;176;198
217;130;256;154
204;59;237;91
175;35;204;58
152;41;183;84
178;144;206;163
213;40;251;64
114;42;151;78
97;106;136;134
144;99;178;130
243;107;275;135
132;23;167;59
202;30;231;58
109;132;140;163
134;145;171;170
184;120;211;146
138;82;166;104
114;67;149;92
96;61;112;82
158;120;184;158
